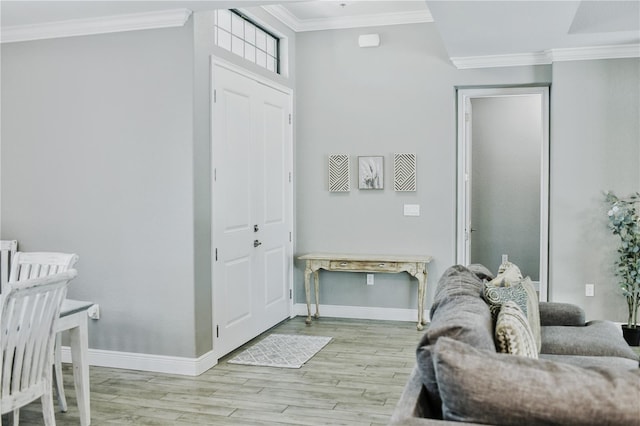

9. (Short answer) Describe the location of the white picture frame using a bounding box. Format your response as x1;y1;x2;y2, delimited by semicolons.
394;153;417;191
328;154;350;192
358;156;384;190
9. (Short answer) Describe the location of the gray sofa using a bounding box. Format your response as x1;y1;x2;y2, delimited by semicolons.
391;265;640;425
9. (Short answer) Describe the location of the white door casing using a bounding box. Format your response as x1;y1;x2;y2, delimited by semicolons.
212;58;293;358
456;87;549;301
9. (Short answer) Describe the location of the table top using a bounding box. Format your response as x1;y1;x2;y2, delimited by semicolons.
298;253;432;263
60;299;94;317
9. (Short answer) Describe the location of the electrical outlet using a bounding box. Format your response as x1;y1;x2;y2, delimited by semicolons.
366;274;374;285
87;304;100;319
585;284;595;297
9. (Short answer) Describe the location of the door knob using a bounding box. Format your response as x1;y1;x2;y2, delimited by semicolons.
254;224;259;232
254;240;262;247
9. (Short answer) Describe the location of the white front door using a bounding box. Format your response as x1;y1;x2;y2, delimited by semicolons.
212;60;293;358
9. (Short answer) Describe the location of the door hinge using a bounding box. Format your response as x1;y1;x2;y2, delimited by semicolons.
289;231;292;242
215;248;218;261
288;114;292;125
214;168;217;182
213;89;217;103
289;172;292;183
216;325;219;338
289;289;292;299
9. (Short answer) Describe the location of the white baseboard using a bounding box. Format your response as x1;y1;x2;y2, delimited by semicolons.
59;304;422;376
293;303;429;323
60;346;217;376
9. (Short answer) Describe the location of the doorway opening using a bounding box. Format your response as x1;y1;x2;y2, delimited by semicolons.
456;86;549;301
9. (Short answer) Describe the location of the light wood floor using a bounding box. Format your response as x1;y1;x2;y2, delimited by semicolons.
12;317;423;425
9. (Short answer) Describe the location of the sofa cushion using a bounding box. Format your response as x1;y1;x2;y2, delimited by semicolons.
541;320;639;360
540;354;639;370
432;337;640;426
417;265;495;418
484;277;541;351
495;301;538;357
539;301;585;326
466;263;495;281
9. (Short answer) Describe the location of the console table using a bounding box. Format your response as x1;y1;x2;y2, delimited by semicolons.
298;253;432;330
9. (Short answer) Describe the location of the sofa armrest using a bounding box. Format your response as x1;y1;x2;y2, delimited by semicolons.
539;302;585;326
390;365;487;425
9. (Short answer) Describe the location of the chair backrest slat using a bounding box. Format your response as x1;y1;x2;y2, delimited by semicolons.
8;252;79;293
0;240;18;292
0;270;76;410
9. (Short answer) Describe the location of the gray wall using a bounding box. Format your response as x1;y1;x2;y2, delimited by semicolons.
0;8;296;359
1;13;636;360
550;58;640;321
470;96;541;279
295;23;551;312
1;24;197;356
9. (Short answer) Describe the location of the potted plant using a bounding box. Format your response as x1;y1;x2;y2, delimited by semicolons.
605;191;640;346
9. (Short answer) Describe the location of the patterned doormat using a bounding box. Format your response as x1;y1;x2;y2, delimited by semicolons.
228;334;332;368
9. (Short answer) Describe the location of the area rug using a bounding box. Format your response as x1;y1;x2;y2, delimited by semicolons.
228;334;332;368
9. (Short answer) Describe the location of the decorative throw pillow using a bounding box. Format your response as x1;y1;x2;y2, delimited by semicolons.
484;277;542;352
519;277;541;352
489;262;523;287
432;337;640;425
495;301;538;358
483;280;529;319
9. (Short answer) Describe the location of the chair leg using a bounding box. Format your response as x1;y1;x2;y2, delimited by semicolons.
53;333;67;412
10;409;19;426
42;389;56;426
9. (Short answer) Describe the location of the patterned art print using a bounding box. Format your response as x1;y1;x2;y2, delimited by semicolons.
358;156;384;189
328;154;350;192
394;153;417;192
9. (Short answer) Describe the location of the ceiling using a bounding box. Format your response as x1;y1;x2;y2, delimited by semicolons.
1;1;638;63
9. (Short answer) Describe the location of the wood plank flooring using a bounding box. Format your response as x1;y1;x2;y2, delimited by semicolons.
11;317;423;425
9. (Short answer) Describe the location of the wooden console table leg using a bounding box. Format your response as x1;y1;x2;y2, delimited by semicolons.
416;268;428;331
313;269;320;319
304;265;313;325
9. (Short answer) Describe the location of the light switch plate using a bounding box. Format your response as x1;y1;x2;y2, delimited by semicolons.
404;204;420;216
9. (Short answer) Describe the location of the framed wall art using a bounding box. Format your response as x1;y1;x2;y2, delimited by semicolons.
358;156;384;189
328;154;350;192
394;153;417;191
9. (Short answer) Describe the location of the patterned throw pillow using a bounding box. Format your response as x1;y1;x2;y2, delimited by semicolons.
495;301;538;358
484;280;529;319
484;271;542;352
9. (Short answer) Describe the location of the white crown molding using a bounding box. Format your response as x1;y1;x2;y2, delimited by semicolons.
263;5;432;33
549;43;640;62
1;8;192;44
452;43;640;69
451;52;551;69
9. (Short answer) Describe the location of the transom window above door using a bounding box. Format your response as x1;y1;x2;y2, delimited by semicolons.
214;9;280;74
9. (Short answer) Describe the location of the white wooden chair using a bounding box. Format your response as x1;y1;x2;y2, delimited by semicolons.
0;241;17;293
0;269;77;426
8;252;79;413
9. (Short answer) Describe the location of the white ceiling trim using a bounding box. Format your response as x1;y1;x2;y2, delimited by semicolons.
0;8;192;44
549;44;640;62
262;5;432;32
452;44;640;69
